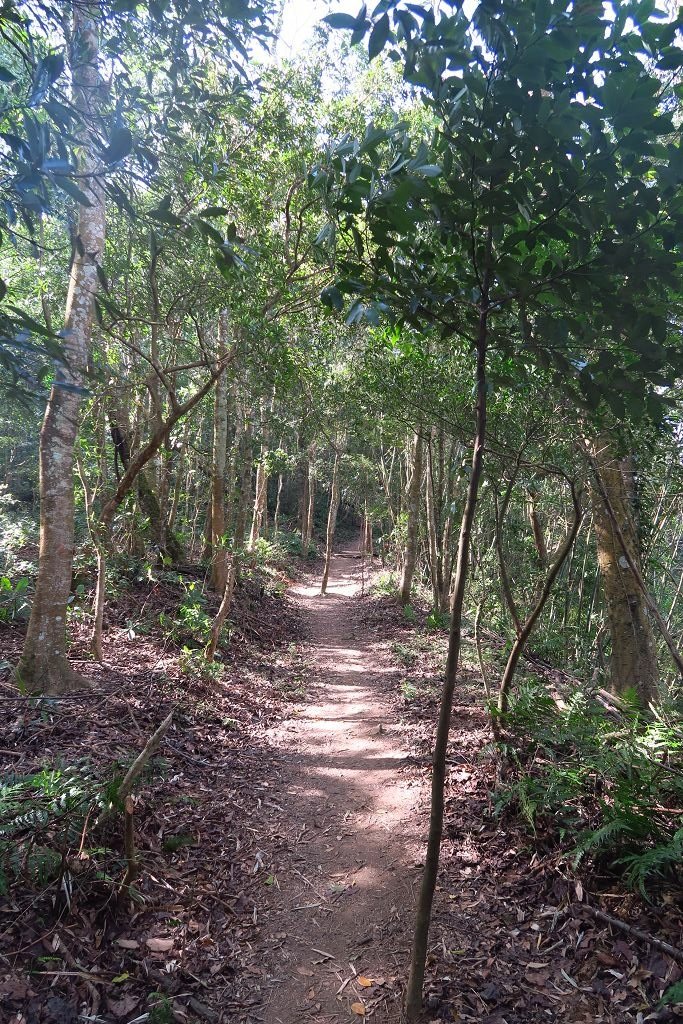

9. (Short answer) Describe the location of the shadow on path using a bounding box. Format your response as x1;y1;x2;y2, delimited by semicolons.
263;545;425;1024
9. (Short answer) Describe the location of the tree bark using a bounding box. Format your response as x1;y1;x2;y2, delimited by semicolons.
249;397;271;548
399;430;423;606
210;310;231;593
425;433;441;610
304;443;316;552
206;554;237;662
16;7;105;694
527;487;548;567
320;451;340;595
588;435;660;705
234;418;254;552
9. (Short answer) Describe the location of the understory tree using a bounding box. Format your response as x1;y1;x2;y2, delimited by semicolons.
317;0;683;1015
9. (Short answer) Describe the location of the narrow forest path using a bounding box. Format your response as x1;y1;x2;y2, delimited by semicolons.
264;544;425;1023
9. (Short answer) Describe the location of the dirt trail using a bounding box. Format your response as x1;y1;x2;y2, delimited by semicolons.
264;545;425;1023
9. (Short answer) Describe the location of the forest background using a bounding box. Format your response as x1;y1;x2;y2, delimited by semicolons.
1;0;683;1021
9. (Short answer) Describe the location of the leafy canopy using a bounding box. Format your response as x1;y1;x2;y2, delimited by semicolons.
315;0;683;421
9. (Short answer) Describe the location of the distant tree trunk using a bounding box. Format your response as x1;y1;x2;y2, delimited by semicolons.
589;435;659;704
16;8;105;694
364;512;373;558
90;359;233;659
139;471;184;563
210;310;231;593
426;433;441;610
440;439;460;606
249;400;270;548
498;482;583;717
299;443;310;544
399;430;423;606
527;487;548;567
234;419;254;551
273;474;284;536
224;375;239;538
304;444;316;551
320;452;340;595
167;416;190;533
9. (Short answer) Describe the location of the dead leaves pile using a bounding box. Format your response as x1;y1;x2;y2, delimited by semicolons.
0;570;306;1024
356;593;683;1024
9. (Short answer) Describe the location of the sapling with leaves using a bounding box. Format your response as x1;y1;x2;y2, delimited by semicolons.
318;0;683;1016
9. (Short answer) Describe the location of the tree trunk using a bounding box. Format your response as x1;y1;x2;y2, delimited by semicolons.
16;8;105;694
399;430;423;606
167;416;191;533
589;435;659;705
139;471;184;563
206;554;237;662
234;420;254;551
527;487;548;567
249;400;270;548
320;452;340;595
274;474;284;536
304;443;316;552
425;434;441;610
299;448;310;544
210;310;231;593
404;236;491;1023
498;483;583;717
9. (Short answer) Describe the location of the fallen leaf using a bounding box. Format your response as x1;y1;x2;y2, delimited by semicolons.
146;937;174;952
107;994;140;1018
297;966;314;977
358;977;373;987
351;1002;366;1016
115;939;139;950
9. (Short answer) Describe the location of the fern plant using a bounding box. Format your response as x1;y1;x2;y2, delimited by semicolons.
498;679;683;896
0;763;121;895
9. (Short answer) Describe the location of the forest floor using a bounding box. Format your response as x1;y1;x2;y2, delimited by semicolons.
1;542;682;1024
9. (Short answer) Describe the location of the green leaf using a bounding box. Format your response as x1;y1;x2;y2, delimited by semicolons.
658;48;683;71
368;14;391;59
321;285;344;311
413;164;441;178
54;177;93;207
322;12;358;29
101;127;133;164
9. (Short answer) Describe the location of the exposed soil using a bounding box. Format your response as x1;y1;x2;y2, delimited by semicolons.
1;547;682;1024
263;546;425;1023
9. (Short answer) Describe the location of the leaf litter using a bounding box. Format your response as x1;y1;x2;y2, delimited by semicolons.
0;557;681;1024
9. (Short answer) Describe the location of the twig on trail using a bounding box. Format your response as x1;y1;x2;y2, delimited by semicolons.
292;866;326;900
311;947;336;960
576;904;683;963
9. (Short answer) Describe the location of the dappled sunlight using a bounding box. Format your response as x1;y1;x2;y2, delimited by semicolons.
266;547;424;1022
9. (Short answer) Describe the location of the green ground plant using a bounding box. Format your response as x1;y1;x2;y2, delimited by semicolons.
497;680;683;896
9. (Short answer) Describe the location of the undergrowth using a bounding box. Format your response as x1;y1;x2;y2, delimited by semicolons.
0;762;122;897
496;679;683;897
